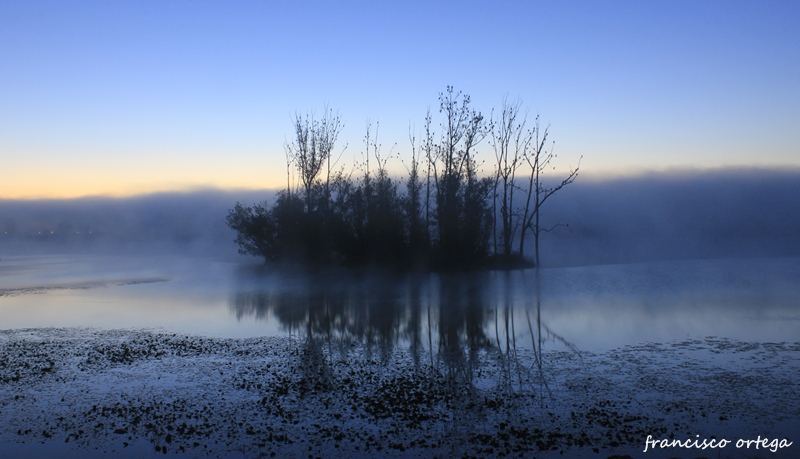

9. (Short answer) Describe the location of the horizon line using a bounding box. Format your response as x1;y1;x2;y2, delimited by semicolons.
3;164;800;201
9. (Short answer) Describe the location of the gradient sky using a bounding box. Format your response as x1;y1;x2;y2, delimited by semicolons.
2;0;799;198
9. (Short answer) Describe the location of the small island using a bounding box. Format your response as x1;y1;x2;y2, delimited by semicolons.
227;87;579;271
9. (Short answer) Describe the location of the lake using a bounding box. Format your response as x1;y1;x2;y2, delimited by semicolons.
2;254;799;351
1;254;799;458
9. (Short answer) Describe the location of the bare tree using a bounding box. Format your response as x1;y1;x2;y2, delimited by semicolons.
232;88;580;269
422;110;434;243
285;109;343;214
490;97;533;258
431;86;490;263
519;118;581;266
404;124;427;253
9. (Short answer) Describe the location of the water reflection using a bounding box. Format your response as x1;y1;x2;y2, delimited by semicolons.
5;254;797;344
230;267;566;396
228;256;800;402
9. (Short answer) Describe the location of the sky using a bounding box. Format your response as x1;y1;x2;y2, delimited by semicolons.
2;0;799;199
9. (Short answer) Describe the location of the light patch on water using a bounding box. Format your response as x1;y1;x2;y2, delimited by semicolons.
1;255;799;350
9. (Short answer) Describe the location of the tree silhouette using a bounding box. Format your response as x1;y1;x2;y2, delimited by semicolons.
429;87;492;268
518;118;581;266
490;97;530;259
228;87;580;269
285;109;343;215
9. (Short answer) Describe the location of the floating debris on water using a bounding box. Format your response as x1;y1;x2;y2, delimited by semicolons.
0;328;797;458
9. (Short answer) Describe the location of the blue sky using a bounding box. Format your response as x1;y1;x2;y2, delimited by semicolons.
2;0;798;198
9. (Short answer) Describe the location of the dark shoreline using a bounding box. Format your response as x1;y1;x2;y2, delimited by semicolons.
1;328;797;458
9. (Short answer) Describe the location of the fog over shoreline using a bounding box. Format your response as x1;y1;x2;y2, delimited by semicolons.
2;168;799;267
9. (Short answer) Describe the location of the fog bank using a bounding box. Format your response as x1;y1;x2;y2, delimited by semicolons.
537;168;800;266
0;189;273;258
2;169;799;267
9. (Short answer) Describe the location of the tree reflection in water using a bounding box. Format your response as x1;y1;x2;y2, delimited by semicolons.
230;267;576;400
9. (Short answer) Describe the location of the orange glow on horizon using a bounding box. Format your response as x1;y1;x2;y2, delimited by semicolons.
2;162;288;200
4;141;798;199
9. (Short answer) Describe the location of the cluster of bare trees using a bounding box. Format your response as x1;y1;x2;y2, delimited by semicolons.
227;87;580;269
490;97;581;267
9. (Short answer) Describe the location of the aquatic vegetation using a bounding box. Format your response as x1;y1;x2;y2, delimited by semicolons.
1;329;797;458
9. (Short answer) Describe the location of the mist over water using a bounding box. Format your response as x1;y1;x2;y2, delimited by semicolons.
0;188;270;258
2;168;799;266
540;168;800;265
1;168;799;349
1;169;799;459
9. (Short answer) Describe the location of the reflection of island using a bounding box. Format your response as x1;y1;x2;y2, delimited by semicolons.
5;263;796;458
230;268;567;395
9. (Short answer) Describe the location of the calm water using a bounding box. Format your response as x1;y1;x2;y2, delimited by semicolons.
2;254;799;459
1;254;798;351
